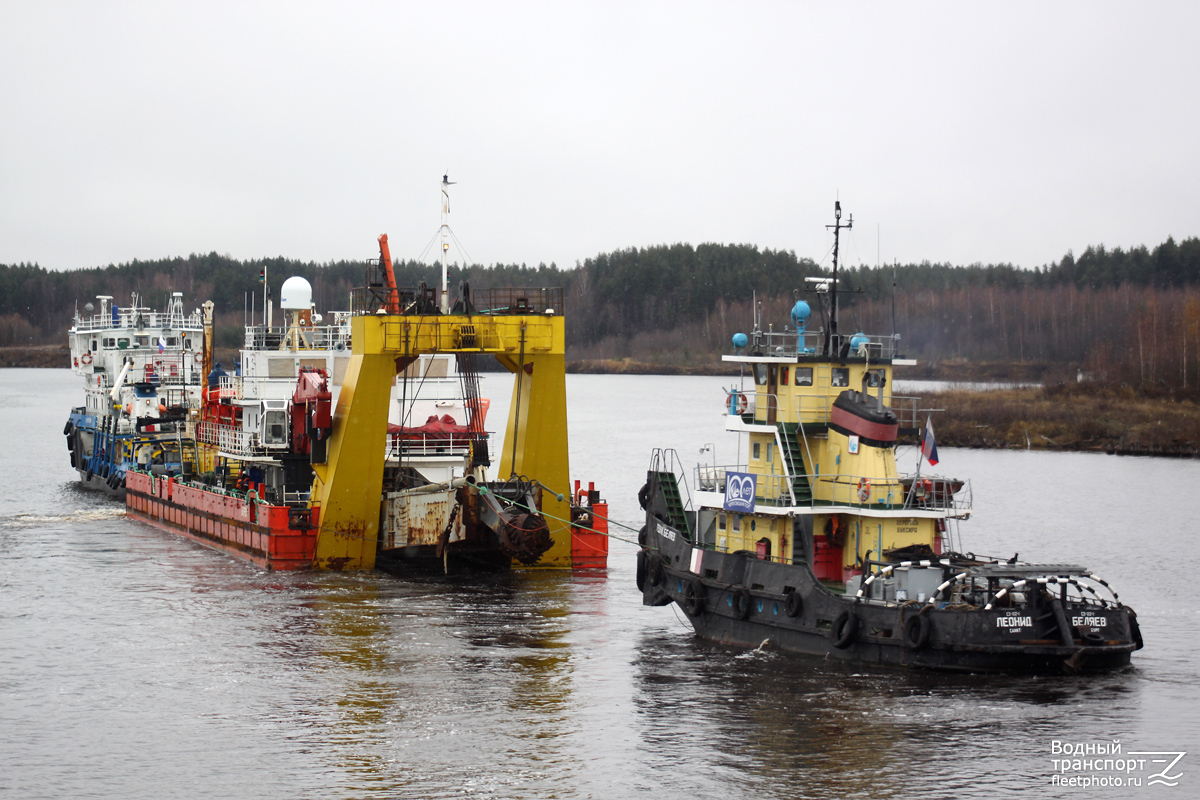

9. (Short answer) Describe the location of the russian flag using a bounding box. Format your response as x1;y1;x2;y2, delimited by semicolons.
921;416;939;466
157;335;166;354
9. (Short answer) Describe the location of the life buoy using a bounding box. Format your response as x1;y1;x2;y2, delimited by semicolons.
736;393;748;415
194;352;203;363
857;477;871;503
730;586;751;620
80;352;92;365
831;610;858;649
784;589;804;618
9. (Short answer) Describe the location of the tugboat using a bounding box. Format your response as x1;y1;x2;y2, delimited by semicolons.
637;201;1142;673
64;292;205;494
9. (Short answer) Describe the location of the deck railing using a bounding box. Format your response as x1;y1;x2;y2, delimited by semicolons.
692;462;971;513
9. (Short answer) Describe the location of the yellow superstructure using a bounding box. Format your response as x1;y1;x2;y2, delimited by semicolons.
311;310;570;570
713;348;963;584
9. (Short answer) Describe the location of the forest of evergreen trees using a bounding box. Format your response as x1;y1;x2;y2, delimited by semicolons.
3;235;1199;393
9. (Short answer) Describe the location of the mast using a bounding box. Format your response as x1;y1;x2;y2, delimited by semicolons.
824;200;853;356
440;174;455;314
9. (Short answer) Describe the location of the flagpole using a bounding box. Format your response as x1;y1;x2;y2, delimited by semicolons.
908;415;929;507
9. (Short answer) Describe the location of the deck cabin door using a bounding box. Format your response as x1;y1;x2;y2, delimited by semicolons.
767;366;778;424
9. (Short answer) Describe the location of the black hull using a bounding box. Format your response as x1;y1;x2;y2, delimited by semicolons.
640;515;1139;675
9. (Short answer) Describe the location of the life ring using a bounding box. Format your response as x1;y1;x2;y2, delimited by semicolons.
194;352;203;363
80;352;92;365
784;589;804;618
681;579;705;616
857;477;871;503
831;610;858;649
904;612;932;650
730;586;751;620
734;392;748;415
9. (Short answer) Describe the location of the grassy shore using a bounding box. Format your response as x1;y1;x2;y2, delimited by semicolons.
927;384;1200;457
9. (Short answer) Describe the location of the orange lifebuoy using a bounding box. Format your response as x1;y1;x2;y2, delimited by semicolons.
194;352;203;363
80;352;93;365
857;477;871;503
736;393;748;415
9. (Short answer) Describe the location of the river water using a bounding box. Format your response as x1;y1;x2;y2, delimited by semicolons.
2;368;1198;799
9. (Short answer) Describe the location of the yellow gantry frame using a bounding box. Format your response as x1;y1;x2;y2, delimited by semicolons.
310;312;570;570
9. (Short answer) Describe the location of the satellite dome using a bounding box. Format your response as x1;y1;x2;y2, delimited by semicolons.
280;276;313;310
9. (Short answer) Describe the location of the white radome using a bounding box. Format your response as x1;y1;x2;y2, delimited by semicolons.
280;276;313;310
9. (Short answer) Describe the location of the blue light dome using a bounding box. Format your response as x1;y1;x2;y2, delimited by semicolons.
790;300;811;331
732;332;749;349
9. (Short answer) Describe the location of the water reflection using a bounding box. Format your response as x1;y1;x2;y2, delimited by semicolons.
630;633;1145;799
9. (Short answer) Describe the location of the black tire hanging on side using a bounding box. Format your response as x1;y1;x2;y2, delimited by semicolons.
682;579;704;616
831;610;858;649
784;589;804;618
648;555;666;587
730;586;751;620
904;612;932;650
636;550;648;592
637;525;647;546
64;420;74;436
1128;610;1144;650
638;482;651;511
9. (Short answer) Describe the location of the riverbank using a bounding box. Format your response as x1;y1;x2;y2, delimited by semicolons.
928;384;1200;457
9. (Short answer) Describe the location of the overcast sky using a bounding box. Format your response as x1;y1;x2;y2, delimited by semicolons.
2;2;1197;273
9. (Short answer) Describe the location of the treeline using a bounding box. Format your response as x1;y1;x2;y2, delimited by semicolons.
4;235;1200;393
0;254;566;347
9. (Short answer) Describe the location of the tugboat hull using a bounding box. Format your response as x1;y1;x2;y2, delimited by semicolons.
641;510;1139;674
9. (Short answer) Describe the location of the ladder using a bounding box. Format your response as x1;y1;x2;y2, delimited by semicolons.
775;422;813;505
654;471;691;536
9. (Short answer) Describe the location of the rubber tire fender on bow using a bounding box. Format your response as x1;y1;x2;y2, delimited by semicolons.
638;481;651;511
904;612;932;650
831;610;858;649
648;554;666;587
681;579;705;616
784;589;804;618
730;586;751;620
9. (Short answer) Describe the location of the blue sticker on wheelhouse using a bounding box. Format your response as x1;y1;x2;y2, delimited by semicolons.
723;471;757;513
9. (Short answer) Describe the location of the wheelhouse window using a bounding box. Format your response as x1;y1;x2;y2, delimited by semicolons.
754;364;769;385
795;367;813;386
866;369;885;388
831;368;849;387
753;442;761;460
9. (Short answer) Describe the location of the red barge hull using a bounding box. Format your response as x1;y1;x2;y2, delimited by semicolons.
125;471;318;570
